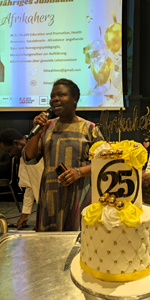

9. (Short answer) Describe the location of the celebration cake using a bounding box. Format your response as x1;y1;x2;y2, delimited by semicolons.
80;140;150;282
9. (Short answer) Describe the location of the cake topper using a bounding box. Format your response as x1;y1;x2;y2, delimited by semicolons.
92;106;150;142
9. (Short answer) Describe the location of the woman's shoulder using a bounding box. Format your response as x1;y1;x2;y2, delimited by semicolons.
77;116;94;125
77;117;95;130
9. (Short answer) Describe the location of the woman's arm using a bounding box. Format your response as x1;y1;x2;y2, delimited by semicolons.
24;112;50;160
78;164;91;177
24;133;42;160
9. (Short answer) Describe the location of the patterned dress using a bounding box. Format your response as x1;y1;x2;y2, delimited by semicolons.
25;118;103;231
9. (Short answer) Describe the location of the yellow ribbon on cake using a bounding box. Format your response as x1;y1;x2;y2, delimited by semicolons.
84;201;142;227
80;259;150;282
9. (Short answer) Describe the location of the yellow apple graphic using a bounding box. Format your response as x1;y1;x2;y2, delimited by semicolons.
104;12;122;53
91;57;113;85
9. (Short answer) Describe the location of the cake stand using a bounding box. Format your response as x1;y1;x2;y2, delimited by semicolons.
70;253;150;300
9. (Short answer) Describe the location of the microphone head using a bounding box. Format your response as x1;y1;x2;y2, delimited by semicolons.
45;107;55;118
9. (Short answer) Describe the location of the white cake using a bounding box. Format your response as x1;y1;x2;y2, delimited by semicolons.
80;141;150;282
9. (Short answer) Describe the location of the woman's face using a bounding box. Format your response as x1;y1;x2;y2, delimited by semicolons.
50;84;77;120
0;141;23;157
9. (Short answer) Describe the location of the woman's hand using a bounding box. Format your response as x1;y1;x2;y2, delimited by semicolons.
33;112;51;134
57;164;91;186
16;213;28;230
58;168;79;186
24;112;51;160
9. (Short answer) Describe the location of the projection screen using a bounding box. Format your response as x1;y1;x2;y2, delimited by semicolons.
0;0;123;110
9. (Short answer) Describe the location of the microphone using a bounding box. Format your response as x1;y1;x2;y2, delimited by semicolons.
26;107;55;140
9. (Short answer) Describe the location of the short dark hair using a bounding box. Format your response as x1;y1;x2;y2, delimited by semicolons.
0;129;24;146
53;78;80;103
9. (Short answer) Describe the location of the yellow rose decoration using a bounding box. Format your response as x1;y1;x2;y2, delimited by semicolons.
89;140;106;153
84;200;142;228
84;202;103;226
111;140;148;170
89;140;107;160
117;201;142;227
89;140;147;170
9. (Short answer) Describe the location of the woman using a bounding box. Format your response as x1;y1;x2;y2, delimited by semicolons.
142;156;150;205
24;78;104;231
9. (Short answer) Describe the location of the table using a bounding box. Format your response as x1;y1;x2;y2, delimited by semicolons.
0;231;85;300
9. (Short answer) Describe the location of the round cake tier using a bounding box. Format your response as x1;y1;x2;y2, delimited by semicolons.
80;204;150;282
71;253;150;299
